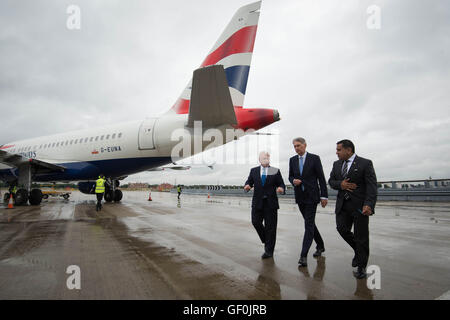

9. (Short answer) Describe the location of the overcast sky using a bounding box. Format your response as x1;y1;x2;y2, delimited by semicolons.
1;0;449;185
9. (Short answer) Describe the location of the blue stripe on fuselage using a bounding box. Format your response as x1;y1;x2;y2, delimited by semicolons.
0;157;172;182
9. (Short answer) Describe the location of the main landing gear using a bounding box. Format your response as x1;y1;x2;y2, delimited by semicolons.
104;179;123;203
3;188;43;206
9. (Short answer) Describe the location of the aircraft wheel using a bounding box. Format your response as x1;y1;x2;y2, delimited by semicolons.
43;194;49;199
114;189;123;202
104;191;113;203
29;189;43;205
63;194;70;200
15;189;29;206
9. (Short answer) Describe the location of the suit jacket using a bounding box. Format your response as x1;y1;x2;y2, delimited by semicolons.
245;166;286;210
328;155;378;214
288;153;328;204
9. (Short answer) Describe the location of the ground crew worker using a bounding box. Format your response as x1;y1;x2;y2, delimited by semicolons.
95;175;106;211
8;184;17;200
177;185;182;199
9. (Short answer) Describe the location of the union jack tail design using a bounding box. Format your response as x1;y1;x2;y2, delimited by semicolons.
168;1;261;115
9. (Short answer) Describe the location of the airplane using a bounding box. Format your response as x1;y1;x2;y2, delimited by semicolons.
0;1;279;206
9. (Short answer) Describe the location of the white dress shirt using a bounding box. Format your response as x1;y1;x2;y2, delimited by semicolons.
298;152;307;163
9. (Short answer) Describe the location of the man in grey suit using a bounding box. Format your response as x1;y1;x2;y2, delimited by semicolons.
328;140;377;279
289;137;328;267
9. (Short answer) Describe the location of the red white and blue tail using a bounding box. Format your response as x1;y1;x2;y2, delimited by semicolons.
168;1;261;114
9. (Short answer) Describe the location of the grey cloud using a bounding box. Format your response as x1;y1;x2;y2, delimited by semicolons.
0;0;449;185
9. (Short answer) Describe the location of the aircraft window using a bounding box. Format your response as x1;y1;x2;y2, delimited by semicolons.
52;143;55;147
100;135;104;141
95;136;99;141
56;142;60;147
90;137;93;142
112;133;116;139
39;145;42;149
84;138;88;143
74;139;78;144
106;134;110;140
118;133;122;138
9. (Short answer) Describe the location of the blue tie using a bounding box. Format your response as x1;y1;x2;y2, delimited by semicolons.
299;156;304;175
261;167;267;186
299;156;304;191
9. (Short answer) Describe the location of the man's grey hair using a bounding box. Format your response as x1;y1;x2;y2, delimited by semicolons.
292;137;307;144
259;151;270;158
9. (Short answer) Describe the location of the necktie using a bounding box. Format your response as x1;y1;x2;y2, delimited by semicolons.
342;160;349;178
299;156;304;191
299;156;304;175
261;167;267;186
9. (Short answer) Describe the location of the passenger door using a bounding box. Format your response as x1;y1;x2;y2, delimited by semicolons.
138;118;156;150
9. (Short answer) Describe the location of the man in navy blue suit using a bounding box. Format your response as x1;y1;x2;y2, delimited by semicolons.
244;151;285;259
289;137;328;267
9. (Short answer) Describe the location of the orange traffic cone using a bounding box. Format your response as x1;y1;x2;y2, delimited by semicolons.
7;194;14;209
207;193;210;199
148;191;152;201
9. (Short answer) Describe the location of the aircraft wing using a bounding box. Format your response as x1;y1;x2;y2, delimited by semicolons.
0;149;65;173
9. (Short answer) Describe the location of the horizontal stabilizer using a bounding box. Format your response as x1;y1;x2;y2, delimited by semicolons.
187;65;237;128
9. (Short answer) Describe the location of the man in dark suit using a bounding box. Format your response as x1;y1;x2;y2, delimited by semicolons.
328;139;377;279
244;151;286;259
289;137;328;267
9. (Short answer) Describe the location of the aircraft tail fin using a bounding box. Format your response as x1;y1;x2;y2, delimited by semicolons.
168;1;261;115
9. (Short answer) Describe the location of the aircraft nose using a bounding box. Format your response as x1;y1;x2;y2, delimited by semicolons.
273;109;280;122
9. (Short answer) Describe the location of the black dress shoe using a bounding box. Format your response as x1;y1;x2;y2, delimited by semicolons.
298;256;307;267
261;252;273;259
352;256;357;267
353;267;367;279
313;248;325;258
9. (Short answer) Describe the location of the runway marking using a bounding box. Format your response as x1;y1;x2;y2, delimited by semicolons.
436;290;450;300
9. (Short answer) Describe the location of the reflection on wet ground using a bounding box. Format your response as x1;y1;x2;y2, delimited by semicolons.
0;191;449;299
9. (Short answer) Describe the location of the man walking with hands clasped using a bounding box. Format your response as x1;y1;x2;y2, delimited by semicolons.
289;137;328;267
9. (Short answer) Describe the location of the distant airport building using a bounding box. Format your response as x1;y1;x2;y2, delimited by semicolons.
128;183;149;189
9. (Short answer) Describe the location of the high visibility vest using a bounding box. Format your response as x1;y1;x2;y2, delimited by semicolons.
177;187;181;192
95;178;105;193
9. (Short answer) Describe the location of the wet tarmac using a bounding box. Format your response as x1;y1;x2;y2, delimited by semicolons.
0;190;449;300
